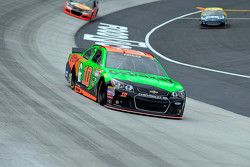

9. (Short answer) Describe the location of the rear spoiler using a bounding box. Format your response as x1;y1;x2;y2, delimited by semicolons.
72;48;85;53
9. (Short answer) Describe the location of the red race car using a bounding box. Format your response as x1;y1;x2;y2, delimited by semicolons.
64;0;99;21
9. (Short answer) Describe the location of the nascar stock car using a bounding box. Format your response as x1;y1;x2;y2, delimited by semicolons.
65;45;186;119
198;7;227;28
64;0;99;21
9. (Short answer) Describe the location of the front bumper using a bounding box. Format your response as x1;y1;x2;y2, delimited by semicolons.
106;86;185;119
201;19;226;26
64;6;93;21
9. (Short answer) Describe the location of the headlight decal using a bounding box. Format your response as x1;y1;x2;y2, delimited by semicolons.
111;79;134;92
171;90;186;99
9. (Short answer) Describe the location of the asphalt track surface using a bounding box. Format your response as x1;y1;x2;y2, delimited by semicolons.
0;0;250;167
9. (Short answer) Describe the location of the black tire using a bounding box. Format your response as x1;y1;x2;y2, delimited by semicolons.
200;24;205;29
68;68;76;89
97;80;107;105
95;9;99;17
90;10;98;22
221;23;226;29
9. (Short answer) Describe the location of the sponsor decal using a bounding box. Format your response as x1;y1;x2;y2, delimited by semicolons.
120;92;128;97
124;54;142;58
174;102;182;105
149;90;158;94
91;81;95;87
107;95;114;100
107;86;115;97
93;70;101;77
138;93;168;100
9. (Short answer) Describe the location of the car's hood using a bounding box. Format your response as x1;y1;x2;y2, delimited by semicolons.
70;2;92;10
107;69;184;92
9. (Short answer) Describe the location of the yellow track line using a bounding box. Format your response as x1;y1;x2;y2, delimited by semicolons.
196;7;250;12
225;9;250;12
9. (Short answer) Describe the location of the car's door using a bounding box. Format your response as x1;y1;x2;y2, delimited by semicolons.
87;49;104;90
77;47;96;87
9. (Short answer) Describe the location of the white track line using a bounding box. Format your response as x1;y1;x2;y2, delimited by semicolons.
180;17;200;20
145;11;250;79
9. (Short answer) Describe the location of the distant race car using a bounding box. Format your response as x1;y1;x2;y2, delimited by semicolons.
65;45;186;119
64;0;99;21
199;7;227;28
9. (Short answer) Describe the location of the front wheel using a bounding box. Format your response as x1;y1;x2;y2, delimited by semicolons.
221;23;226;29
68;69;76;89
94;9;98;18
89;9;98;22
97;80;107;105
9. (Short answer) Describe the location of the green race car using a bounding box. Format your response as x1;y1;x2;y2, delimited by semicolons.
65;45;186;119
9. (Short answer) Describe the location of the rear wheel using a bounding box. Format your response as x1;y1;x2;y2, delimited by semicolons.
97;80;107;105
200;23;207;29
68;68;76;89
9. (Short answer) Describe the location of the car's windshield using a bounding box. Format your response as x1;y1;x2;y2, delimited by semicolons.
69;0;94;8
106;52;166;76
203;10;224;16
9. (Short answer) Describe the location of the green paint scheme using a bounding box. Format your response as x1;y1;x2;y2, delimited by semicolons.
104;69;184;92
69;45;184;93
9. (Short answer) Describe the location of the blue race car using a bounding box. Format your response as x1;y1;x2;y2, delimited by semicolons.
200;8;227;28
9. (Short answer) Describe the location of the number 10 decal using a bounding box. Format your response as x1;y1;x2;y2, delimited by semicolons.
82;66;92;87
78;63;93;87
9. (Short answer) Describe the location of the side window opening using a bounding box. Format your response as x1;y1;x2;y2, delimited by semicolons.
92;50;102;65
84;48;94;60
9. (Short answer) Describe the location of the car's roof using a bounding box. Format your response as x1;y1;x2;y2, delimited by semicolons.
102;45;153;58
204;7;224;11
